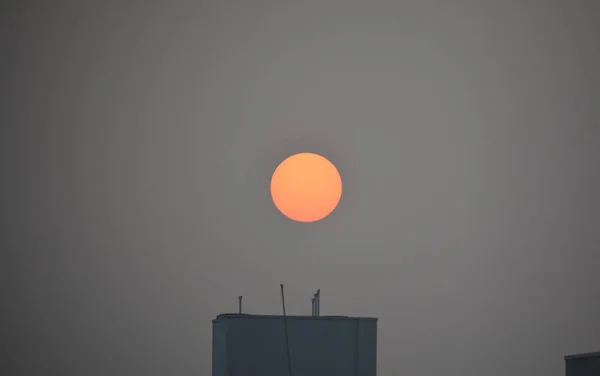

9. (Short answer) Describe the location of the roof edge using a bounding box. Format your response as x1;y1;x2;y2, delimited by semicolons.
565;351;600;360
214;313;378;321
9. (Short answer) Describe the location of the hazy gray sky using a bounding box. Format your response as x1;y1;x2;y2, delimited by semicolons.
5;0;600;375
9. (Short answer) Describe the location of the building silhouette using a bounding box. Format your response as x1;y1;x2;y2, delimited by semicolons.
212;313;378;376
565;351;600;376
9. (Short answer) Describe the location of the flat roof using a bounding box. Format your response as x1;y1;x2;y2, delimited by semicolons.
565;351;600;361
214;313;378;322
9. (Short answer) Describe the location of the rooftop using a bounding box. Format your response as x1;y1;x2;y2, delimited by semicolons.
213;313;378;323
564;351;600;361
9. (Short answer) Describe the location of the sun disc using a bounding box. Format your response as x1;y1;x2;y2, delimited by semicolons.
270;152;342;223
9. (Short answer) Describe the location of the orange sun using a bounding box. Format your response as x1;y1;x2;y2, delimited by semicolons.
270;152;342;223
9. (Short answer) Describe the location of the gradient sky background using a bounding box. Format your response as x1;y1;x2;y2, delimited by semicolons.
4;0;600;375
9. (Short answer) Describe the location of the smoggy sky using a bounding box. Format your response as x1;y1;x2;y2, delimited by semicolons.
5;0;600;375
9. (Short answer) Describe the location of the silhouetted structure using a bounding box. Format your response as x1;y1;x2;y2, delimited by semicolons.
565;351;600;376
212;313;378;376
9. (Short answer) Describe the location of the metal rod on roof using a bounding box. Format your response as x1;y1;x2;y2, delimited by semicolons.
280;284;293;376
316;289;320;316
238;296;243;314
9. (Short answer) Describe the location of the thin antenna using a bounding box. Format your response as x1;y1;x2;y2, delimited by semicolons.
316;289;320;316
238;296;243;314
280;284;293;376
